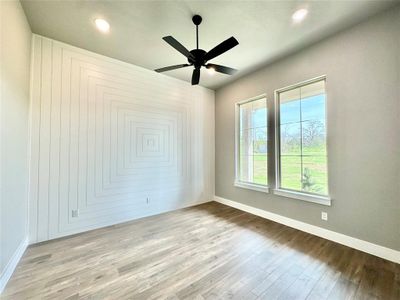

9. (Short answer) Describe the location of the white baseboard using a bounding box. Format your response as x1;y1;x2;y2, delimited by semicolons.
0;237;29;294
214;196;400;264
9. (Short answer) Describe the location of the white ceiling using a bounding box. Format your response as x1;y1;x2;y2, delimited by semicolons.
21;0;398;90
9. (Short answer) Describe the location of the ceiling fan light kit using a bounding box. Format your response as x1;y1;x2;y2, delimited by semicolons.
155;15;239;85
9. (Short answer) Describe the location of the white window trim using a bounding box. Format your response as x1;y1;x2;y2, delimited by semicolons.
273;189;331;206
234;94;270;193
274;75;331;206
234;180;270;193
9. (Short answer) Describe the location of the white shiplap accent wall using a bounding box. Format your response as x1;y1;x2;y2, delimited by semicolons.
29;35;215;243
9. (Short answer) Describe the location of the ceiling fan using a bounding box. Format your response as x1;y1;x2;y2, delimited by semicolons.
155;15;239;85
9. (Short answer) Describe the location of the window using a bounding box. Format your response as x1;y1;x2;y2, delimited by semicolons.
275;77;329;202
235;95;268;192
233;77;330;204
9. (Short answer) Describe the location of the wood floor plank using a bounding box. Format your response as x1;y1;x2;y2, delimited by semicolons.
2;202;399;300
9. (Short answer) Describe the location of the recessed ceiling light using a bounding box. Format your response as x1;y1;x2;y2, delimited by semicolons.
292;8;308;23
95;19;110;33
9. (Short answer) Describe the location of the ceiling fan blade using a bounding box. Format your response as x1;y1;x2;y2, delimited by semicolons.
191;68;200;85
155;64;190;73
206;63;238;75
163;36;194;59
204;36;239;62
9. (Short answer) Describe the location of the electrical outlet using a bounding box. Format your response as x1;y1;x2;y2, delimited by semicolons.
146;197;150;204
72;209;79;218
321;212;328;221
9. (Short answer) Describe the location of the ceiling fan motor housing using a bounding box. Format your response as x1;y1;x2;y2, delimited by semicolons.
189;49;206;68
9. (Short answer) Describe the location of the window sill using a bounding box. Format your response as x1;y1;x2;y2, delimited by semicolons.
234;181;270;193
273;189;331;206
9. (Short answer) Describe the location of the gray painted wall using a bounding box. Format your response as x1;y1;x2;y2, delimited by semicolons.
215;7;400;250
0;0;32;275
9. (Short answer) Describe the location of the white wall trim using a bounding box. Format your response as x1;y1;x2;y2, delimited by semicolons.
214;196;400;264
0;237;29;294
234;180;270;194
273;189;331;206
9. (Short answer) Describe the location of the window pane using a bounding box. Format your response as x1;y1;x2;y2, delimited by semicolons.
240;101;252;130
252;101;267;128
302;120;326;155
302;156;328;195
236;97;268;186
253;155;267;185
254;128;267;154
240;128;254;157
280;123;301;155
280;155;302;191
278;78;328;196
301;94;326;121
280;89;300;124
239;155;252;182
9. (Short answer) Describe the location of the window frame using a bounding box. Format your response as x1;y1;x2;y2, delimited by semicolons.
234;94;270;193
274;75;331;206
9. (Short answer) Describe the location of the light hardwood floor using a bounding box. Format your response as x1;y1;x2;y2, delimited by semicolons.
2;202;400;299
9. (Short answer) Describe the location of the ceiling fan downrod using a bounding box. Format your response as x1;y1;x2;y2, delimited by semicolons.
192;14;202;50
